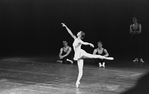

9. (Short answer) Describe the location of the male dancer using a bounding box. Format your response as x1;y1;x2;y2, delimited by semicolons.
130;17;144;63
57;41;73;64
93;41;109;68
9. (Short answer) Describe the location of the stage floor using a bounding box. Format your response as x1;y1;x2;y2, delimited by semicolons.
0;56;148;94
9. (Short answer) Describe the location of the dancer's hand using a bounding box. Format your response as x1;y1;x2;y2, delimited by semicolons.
59;55;64;59
89;43;94;48
61;23;66;27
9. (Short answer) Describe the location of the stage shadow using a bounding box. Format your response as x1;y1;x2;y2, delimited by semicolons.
121;71;149;94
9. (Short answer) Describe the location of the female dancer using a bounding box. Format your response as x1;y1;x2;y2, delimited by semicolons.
61;23;114;88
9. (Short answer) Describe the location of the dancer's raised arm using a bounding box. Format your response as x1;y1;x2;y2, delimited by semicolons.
61;23;76;39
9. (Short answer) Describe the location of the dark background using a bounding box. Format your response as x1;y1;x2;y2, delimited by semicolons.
0;0;149;60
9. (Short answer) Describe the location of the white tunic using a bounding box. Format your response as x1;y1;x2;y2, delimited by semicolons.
73;38;87;60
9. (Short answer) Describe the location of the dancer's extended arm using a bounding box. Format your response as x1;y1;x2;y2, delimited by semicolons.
80;40;94;48
61;23;76;39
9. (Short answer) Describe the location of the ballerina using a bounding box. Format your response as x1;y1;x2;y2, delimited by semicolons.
61;23;114;88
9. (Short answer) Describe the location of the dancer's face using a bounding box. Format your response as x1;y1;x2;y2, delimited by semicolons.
97;42;102;48
63;41;68;46
133;18;137;23
77;31;82;39
77;31;85;39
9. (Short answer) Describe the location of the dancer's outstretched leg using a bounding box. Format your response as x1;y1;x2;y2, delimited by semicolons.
83;52;114;60
76;59;84;88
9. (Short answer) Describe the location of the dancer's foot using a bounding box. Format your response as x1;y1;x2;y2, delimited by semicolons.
105;57;114;60
99;63;101;68
102;62;105;68
57;60;63;63
76;81;80;88
133;58;138;62
140;58;144;63
99;62;105;68
66;59;73;64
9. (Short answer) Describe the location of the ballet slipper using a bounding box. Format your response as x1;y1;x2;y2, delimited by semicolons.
99;63;101;67
102;62;105;67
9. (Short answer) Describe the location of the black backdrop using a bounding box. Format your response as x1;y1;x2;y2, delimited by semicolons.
0;0;149;58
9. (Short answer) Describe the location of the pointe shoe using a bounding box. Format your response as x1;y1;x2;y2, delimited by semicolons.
140;58;144;63
76;81;80;88
105;57;114;60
